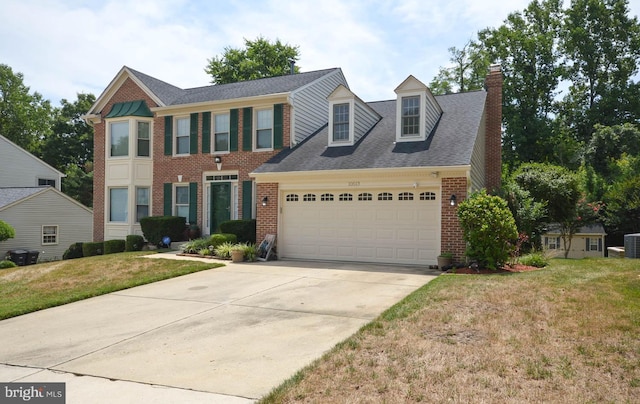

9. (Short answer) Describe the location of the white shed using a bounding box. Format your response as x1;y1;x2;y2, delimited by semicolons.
543;224;606;259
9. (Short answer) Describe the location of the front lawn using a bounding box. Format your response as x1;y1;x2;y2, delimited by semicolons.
262;258;640;403
0;252;222;320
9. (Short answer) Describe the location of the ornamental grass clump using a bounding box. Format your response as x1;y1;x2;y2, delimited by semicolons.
457;190;518;270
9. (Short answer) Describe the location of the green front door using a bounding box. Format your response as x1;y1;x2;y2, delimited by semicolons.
211;182;231;233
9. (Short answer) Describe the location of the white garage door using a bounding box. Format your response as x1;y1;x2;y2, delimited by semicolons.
280;189;439;265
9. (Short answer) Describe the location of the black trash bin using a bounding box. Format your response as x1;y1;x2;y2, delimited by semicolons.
26;250;40;265
9;250;27;266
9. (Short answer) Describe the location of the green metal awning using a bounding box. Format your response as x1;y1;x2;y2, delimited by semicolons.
105;100;153;118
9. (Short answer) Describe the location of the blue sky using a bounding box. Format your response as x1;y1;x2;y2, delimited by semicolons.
1;0;639;105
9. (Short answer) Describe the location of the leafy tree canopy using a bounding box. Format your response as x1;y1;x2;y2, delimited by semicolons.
429;41;490;94
0;220;15;243
205;36;300;84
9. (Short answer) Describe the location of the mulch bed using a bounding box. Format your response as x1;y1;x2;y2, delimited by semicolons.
447;263;541;274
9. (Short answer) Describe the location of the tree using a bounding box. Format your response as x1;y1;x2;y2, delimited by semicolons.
0;64;52;153
499;179;547;251
0;220;15;243
428;41;490;94
604;174;640;235
478;0;564;167
205;36;300;84
560;0;640;144
583;123;640;179
457;190;518;269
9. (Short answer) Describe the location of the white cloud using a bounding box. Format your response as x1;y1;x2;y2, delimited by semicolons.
1;0;639;105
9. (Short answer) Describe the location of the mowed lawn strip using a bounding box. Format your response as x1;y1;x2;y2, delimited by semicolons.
0;252;222;320
261;259;640;403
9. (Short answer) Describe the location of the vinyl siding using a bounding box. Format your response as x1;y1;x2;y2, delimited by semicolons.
0;136;63;190
353;100;380;143
424;95;442;138
469;113;486;191
290;70;349;145
0;189;93;262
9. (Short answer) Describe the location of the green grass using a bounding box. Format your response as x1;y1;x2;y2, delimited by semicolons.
0;251;223;320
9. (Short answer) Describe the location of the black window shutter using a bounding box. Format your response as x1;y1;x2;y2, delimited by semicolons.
164;116;173;155
598;238;602;252
202;112;211;153
243;107;253;151
274;103;283;149
190;113;198;154
189;182;198;224
242;180;253;219
230;109;239;151
586;238;590;251
163;183;172;215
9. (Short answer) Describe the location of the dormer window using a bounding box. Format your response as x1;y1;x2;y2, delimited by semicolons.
401;96;420;137
333;103;350;142
394;75;442;143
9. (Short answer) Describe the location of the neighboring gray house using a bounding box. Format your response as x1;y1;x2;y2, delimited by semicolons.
0;136;93;263
0;134;64;190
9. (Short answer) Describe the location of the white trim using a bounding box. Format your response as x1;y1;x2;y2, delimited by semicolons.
41;224;59;245
395;91;426;142
328;99;355;146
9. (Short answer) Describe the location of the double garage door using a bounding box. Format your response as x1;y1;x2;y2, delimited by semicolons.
280;189;439;265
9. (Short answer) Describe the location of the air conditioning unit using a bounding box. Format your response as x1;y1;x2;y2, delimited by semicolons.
624;233;640;258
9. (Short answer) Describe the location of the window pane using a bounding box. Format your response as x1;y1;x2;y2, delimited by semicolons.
175;186;189;204
257;109;272;129
215;133;229;151
137;121;150;157
401;96;420;136
257;129;272;149
110;121;129;156
215;114;230;132
333;103;350;141
176;118;189;154
136;188;149;205
110;188;128;222
176;205;189;219
256;110;272;149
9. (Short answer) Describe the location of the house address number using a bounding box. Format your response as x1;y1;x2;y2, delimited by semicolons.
348;181;360;186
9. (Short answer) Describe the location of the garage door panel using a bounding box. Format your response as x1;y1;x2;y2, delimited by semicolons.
281;189;439;265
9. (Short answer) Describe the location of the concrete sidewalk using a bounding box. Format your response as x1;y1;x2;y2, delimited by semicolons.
0;256;439;403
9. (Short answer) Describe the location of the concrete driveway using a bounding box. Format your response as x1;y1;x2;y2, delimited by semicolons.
0;256;439;403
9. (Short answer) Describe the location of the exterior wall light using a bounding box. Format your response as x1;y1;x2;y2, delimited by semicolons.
215;156;222;171
450;194;457;206
262;196;268;206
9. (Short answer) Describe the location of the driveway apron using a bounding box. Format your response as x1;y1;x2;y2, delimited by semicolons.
0;257;438;403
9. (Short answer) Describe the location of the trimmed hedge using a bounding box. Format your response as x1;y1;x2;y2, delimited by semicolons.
126;235;144;251
209;233;238;248
219;219;256;244
104;239;126;255
140;216;186;245
82;241;104;257
63;242;84;260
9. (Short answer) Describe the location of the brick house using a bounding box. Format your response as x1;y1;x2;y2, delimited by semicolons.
85;65;502;266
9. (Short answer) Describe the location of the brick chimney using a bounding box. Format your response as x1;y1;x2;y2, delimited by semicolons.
484;64;503;192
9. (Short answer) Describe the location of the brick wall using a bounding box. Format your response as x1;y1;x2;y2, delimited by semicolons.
484;64;503;192
441;177;468;262
255;183;279;245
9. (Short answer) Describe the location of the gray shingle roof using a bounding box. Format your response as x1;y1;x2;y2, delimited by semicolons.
127;67;341;106
0;187;46;209
254;90;487;173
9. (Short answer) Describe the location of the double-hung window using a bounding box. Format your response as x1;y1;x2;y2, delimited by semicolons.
109;188;128;222
214;113;230;152
110;121;129;157
333;103;350;142
136;187;150;222
137;121;150;157
175;117;190;155
401;95;420;137
42;225;58;245
256;109;273;149
175;185;190;219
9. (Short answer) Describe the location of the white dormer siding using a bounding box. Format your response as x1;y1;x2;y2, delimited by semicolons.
394;75;442;143
327;85;381;147
289;69;349;146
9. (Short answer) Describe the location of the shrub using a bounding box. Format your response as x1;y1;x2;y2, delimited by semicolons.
0;260;17;269
62;242;84;260
457;190;518;270
0;220;15;242
125;235;144;251
181;238;211;254
239;243;258;262
219;220;256;243
82;241;104;257
209;233;237;248
104;239;126;254
214;242;235;259
140;216;186;245
519;252;549;268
